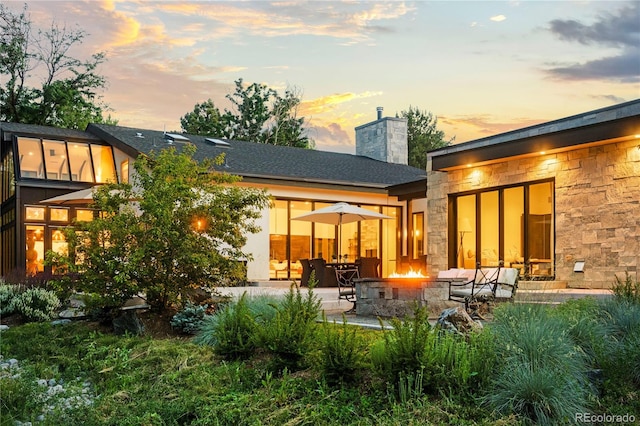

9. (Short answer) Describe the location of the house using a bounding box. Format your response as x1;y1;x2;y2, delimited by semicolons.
426;99;640;289
0;109;428;282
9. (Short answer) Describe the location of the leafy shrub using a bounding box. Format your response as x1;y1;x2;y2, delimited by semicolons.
372;304;494;398
612;271;640;304
254;284;321;372
485;303;593;425
0;283;18;315
170;303;209;334
12;287;61;322
194;292;257;360
318;313;366;385
372;303;432;389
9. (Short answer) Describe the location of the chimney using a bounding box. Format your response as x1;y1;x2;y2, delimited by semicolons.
355;107;408;165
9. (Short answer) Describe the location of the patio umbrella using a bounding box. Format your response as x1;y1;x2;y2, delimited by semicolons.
39;186;126;205
291;202;392;260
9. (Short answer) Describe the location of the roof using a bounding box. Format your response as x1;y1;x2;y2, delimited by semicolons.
428;99;640;170
86;123;427;193
0;122;101;142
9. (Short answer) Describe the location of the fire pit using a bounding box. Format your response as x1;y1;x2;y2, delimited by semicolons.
354;275;450;318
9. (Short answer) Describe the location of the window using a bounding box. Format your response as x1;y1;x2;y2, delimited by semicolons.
90;144;116;183
17;137;44;179
42;140;69;180
451;180;555;278
121;160;129;183
50;208;69;222
25;206;45;221
411;212;424;259
68;142;93;182
15;137;117;184
76;209;94;222
25;225;45;275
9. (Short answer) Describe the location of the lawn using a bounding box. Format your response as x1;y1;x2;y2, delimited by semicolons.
1;283;639;426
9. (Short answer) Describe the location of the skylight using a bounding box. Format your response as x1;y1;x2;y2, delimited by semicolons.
165;133;190;142
205;137;230;147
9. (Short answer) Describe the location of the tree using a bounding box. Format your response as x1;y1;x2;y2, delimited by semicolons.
179;98;228;137
49;144;270;311
0;3;115;129
400;106;454;170
180;78;311;148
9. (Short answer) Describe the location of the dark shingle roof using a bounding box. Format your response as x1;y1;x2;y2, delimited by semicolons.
1;122;101;142
87;123;426;190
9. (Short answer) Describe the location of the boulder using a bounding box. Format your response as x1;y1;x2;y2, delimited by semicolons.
436;307;483;334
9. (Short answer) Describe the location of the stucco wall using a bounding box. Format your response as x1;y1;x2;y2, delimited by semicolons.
427;139;640;289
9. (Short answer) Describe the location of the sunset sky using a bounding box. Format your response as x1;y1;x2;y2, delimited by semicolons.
6;1;639;153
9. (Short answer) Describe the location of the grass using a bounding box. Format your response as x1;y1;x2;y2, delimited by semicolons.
2;290;640;425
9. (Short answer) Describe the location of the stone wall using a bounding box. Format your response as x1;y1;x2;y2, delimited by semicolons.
355;117;408;165
427;139;640;289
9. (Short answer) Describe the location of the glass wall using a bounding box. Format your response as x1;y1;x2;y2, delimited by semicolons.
16;137;117;183
451;180;555;278
269;199;401;279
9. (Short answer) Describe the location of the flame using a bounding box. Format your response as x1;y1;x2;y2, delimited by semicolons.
389;268;429;278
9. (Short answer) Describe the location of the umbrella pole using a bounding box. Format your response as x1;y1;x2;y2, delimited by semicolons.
338;214;342;261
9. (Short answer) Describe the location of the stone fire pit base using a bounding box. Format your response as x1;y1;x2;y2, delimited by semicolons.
354;278;454;318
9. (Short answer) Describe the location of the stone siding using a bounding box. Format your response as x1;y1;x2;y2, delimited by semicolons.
355;117;408;165
427;140;640;289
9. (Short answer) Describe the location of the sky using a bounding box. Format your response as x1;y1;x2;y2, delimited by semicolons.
5;0;639;154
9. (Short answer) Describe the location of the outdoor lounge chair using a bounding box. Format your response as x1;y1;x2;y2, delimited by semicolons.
440;262;518;317
310;258;338;287
299;258;312;286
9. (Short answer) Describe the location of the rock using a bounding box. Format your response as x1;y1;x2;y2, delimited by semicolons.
0;324;9;331
51;319;71;326
112;310;145;336
58;308;86;319
436;307;483;335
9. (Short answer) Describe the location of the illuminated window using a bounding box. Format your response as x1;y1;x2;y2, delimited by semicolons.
411;212;424;259
25;225;45;275
68;142;93;182
121;160;129;183
50;208;69;222
17;137;44;179
25;206;45;221
76;209;94;222
90;144;117;183
42;140;69;180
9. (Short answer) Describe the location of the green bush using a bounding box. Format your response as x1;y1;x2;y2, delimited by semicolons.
12;288;60;322
194;292;257;360
318;313;367;385
372;304;495;398
485;303;593;425
254;284;321;372
0;283;18;316
170;302;209;334
372;303;432;389
612;271;640;304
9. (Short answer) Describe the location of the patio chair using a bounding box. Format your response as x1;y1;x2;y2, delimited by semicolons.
355;257;380;278
335;265;359;314
299;258;312;287
310;258;338;287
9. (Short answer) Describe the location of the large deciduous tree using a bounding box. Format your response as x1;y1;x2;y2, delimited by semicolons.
401;106;454;170
180;78;311;148
49;145;270;311
0;3;115;129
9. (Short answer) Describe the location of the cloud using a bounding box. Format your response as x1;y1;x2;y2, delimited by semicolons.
440;115;545;140
490;15;506;22
544;48;640;83
308;122;354;154
545;2;640;82
301;91;383;116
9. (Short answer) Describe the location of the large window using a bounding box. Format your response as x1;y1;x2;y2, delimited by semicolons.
451;180;555;278
16;137;117;183
269;199;400;279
